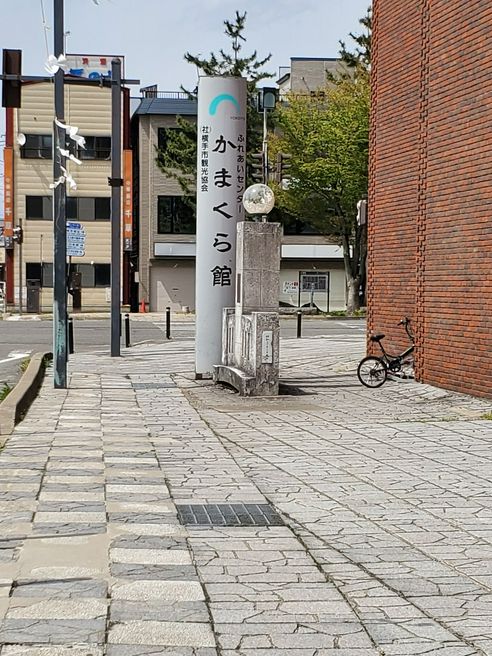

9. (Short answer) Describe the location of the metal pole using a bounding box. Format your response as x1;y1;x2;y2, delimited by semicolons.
124;313;130;348
53;0;67;388
68;316;74;354
110;58;122;357
17;221;22;315
262;104;268;184
296;310;302;339
166;306;171;340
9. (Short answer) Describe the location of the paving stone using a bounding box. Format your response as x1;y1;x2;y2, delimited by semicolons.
12;579;108;598
109;535;187;550
110;600;209;623
110;548;191;566
108;620;216;647
110;563;198;581
111;580;204;601
106;647;217;656
7;598;107;620
2;647;104;655
0;618;106;644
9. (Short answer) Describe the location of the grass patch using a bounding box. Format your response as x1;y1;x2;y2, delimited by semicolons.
480;412;492;420
19;358;30;374
0;383;12;402
326;309;366;318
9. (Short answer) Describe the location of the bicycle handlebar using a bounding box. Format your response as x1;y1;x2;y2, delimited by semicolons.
398;317;410;326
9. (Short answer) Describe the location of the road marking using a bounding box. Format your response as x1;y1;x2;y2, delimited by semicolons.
0;351;31;365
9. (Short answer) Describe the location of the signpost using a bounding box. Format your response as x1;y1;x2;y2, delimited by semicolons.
194;76;247;378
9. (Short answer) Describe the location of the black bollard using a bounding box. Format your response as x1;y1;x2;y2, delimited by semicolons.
125;313;131;348
165;306;171;340
296;310;302;339
68;317;74;354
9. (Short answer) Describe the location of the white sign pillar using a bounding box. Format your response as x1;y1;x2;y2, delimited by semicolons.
195;76;247;378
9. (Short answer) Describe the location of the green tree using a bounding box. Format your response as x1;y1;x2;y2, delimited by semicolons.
156;11;273;195
339;6;372;70
273;71;370;314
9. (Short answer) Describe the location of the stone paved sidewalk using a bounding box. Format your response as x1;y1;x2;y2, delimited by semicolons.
0;334;491;654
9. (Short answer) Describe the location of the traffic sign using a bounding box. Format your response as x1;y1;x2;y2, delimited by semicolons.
66;221;86;257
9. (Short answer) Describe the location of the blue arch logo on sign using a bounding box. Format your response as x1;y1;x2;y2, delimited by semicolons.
208;94;240;116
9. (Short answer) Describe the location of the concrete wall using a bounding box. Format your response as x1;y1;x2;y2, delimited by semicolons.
369;0;492;398
149;260;195;312
290;59;344;93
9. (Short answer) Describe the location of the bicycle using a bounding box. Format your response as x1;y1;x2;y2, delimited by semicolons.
357;317;415;388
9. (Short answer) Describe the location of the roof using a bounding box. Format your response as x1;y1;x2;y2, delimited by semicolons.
134;97;197;116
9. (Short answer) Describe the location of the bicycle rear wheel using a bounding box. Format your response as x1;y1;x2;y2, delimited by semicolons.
357;356;387;388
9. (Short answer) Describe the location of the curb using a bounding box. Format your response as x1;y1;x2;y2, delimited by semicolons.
0;351;52;440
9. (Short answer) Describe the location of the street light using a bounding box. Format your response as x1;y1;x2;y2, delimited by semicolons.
243;183;275;222
258;87;277;183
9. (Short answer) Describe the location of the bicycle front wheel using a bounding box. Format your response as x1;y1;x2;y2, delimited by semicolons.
357;356;387;388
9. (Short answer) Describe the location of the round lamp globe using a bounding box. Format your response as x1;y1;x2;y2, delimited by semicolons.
242;184;275;218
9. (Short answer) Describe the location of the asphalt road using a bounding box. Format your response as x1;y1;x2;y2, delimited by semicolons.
0;317;366;388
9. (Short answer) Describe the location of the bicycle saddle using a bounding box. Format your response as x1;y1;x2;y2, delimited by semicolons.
370;333;385;342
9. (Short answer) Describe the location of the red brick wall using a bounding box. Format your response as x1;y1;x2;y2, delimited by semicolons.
369;0;492;398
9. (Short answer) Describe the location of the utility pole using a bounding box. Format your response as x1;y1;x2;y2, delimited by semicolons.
110;58;122;357
53;0;67;388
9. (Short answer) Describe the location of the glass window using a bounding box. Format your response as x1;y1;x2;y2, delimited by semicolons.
64;197;110;221
79;136;111;160
174;197;195;234
283;218;320;235
66;197;78;220
26;263;41;282
157;197;173;233
95;197;111;220
300;273;328;292
157;196;195;234
94;263;110;287
25;262;53;287
78;198;95;221
42;262;53;288
21;134;52;159
75;264;95;287
26;196;52;220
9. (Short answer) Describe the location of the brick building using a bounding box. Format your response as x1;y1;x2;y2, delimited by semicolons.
368;0;492;398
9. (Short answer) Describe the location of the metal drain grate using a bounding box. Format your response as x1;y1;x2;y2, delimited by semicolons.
132;382;176;389
176;503;284;527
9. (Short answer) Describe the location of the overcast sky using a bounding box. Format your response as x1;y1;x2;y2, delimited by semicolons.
0;0;370;215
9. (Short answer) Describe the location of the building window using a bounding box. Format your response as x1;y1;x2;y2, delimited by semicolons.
94;263;110;287
157;196;195;234
26;262;110;288
20;134;52;159
26;196;53;220
66;197;111;221
70;263;110;287
78;136;111;160
300;272;328;292
26;262;53;287
283;218;320;235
